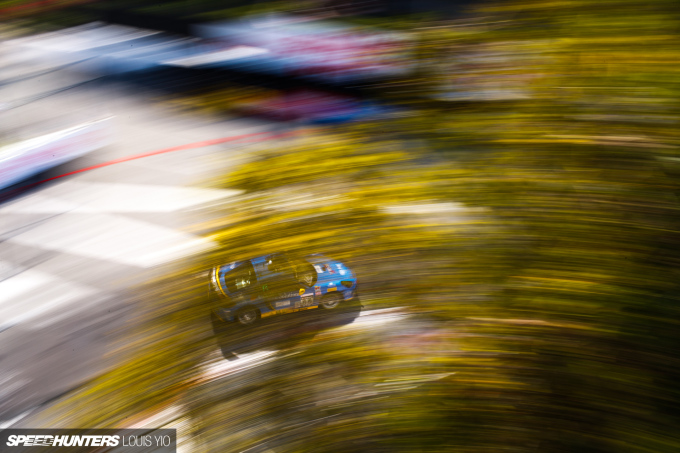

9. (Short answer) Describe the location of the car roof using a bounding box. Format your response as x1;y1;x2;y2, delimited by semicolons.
214;253;334;271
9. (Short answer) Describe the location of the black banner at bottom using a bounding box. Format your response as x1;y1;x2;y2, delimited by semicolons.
0;429;176;453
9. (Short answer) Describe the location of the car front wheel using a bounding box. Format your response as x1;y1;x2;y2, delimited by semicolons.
320;293;341;309
236;307;259;325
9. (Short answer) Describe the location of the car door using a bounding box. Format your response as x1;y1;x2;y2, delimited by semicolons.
259;254;305;314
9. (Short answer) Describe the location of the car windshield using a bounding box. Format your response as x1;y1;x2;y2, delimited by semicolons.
223;261;257;293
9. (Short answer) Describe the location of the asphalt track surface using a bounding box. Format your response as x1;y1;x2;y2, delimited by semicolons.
0;43;289;427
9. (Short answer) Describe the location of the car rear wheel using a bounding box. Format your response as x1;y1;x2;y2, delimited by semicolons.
320;293;341;310
236;307;259;325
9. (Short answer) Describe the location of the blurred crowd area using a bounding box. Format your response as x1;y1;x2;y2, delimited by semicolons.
4;0;680;452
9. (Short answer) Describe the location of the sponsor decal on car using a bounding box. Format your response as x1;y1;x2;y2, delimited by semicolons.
314;286;321;296
295;295;315;308
275;300;290;308
314;265;324;273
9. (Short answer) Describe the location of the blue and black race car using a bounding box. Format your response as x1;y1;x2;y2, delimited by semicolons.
210;253;358;326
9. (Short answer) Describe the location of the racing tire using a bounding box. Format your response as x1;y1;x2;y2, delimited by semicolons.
320;293;341;310
236;307;259;326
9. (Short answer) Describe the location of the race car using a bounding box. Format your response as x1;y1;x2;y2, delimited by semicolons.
210;253;358;326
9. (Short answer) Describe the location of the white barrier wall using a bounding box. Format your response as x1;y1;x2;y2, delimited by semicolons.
0;117;111;190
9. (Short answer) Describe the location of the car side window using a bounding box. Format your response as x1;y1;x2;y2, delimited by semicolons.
288;257;318;286
223;261;257;293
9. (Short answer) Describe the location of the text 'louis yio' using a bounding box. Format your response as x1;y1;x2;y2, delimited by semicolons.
1;429;176;452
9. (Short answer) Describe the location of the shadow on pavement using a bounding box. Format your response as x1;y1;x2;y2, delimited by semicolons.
211;299;363;359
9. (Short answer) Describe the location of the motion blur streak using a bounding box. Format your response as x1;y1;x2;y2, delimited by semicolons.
34;130;302;185
3;1;680;453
